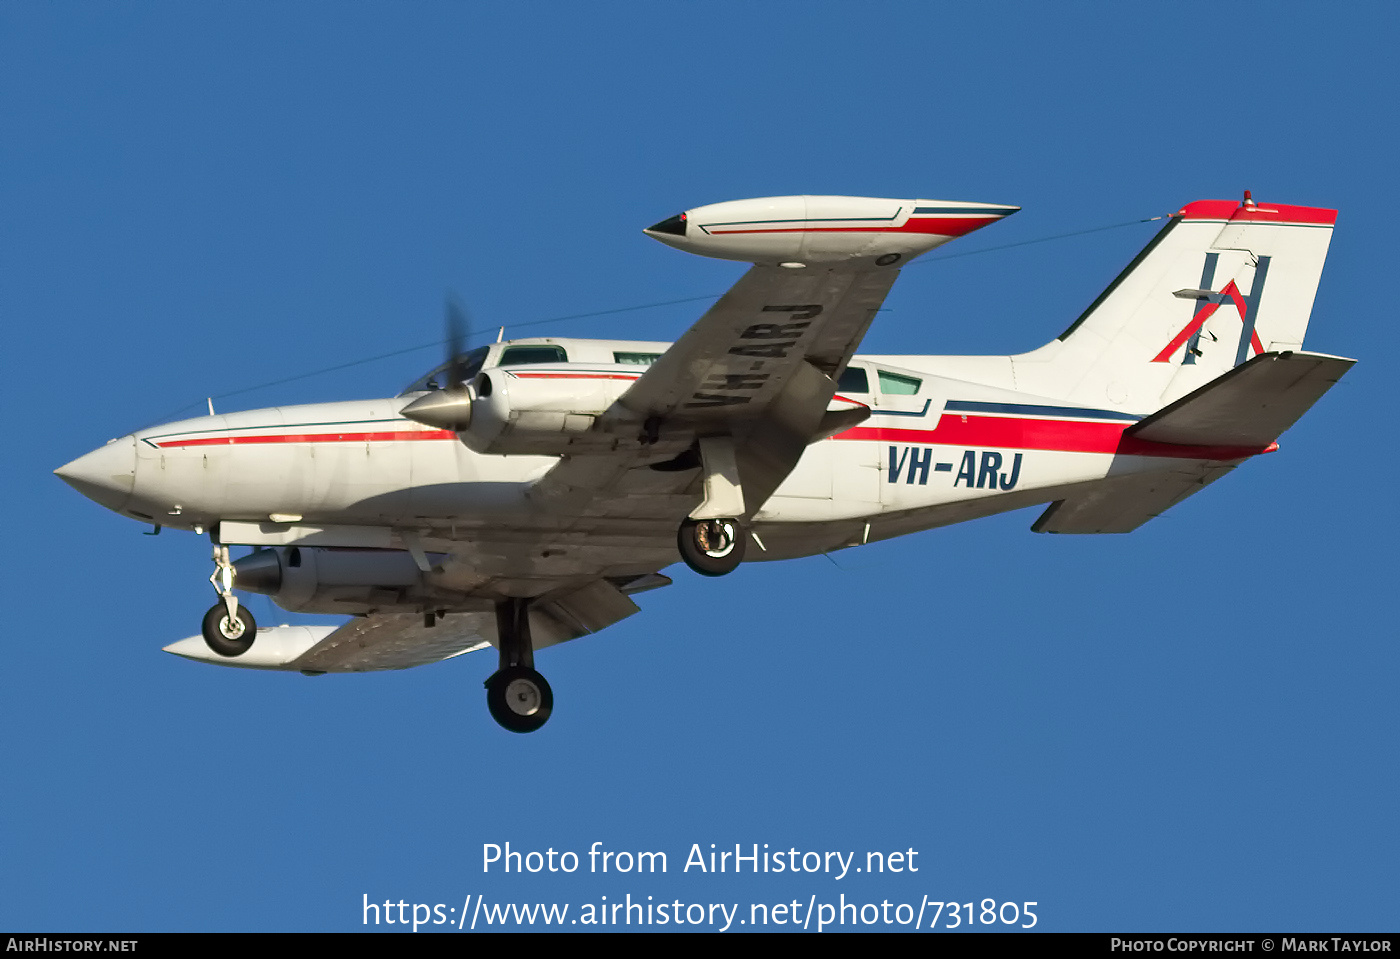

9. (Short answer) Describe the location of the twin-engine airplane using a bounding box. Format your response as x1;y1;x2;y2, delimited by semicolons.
57;193;1351;732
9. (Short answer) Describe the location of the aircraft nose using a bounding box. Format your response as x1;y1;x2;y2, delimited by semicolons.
55;435;138;514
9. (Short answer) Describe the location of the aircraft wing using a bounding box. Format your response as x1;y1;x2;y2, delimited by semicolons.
527;195;1017;524
616;264;896;421
531;264;899;521
162;617;488;673
164;579;644;672
289;612;495;672
290;578;642;672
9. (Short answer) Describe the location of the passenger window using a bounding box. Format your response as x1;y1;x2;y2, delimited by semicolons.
614;352;662;366
837;366;869;393
499;345;568;366
877;370;922;395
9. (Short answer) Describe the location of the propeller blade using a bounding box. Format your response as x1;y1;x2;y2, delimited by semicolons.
445;293;471;391
402;292;476;430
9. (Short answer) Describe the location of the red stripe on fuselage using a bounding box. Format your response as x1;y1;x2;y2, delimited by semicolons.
837;415;1271;460
152;413;1272;460
154;429;457;448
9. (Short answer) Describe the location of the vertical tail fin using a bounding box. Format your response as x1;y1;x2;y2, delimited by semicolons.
1013;196;1337;410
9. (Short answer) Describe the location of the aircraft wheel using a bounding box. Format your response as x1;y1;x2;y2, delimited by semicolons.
678;518;746;576
201;602;257;657
485;666;553;734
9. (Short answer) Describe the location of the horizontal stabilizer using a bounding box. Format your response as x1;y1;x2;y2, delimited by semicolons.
1032;464;1237;534
1034;350;1352;534
1128;351;1354;448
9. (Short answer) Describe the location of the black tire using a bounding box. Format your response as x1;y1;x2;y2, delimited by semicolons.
201;602;257;657
677;518;746;576
485;666;553;733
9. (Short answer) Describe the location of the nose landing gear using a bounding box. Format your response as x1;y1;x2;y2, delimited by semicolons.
484;598;553;733
201;545;257;657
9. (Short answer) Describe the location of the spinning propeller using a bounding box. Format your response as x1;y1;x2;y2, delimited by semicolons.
400;294;478;431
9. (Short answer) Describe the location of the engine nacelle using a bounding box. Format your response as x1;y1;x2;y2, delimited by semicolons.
232;546;447;615
424;363;871;456
460;366;639;456
644;195;1018;267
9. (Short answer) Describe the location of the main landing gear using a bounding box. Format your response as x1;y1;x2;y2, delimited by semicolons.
677;517;746;577
676;437;746;577
201;545;257;657
484;598;553;734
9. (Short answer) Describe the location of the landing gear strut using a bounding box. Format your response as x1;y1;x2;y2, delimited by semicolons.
201;545;257;657
484;598;553;733
677;517;746;576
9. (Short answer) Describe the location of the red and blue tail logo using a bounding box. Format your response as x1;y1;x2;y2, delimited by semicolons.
1153;252;1270;366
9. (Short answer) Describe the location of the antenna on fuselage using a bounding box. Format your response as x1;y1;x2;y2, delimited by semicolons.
207;398;215;415
496;327;505;343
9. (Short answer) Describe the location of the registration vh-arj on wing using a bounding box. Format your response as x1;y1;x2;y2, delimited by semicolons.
56;193;1351;732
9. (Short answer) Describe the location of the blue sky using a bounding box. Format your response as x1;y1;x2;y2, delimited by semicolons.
4;2;1396;932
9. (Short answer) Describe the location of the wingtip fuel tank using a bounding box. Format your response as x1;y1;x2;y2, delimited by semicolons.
163;625;337;670
644;194;1017;267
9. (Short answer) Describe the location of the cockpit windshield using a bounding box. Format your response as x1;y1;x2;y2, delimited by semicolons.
399;346;490;395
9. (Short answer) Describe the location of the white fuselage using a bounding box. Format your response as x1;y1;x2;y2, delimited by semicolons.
97;339;1237;560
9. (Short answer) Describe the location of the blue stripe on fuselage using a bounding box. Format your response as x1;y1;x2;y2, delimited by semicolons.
943;400;1141;422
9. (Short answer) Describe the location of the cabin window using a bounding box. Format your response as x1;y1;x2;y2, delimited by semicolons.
499;345;568;366
837;366;869;393
614;351;663;366
877;370;922;395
